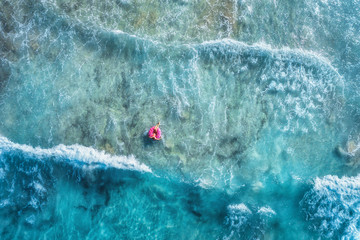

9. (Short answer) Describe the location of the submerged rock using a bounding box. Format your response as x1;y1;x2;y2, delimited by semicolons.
347;140;358;154
336;140;360;166
251;181;264;192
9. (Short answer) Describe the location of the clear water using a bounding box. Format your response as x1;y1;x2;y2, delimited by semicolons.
0;0;360;239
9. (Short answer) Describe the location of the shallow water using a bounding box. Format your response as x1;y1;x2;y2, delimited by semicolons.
0;0;360;239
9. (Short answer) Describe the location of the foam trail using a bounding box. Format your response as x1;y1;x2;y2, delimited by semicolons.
0;136;151;173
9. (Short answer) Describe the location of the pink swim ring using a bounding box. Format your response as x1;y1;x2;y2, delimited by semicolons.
148;124;162;140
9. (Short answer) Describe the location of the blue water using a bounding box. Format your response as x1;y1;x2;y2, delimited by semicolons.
0;0;360;239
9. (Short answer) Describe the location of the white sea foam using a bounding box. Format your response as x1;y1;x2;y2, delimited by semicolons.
25;214;36;224
228;203;252;214
0;199;10;208
32;182;47;195
197;38;341;76
301;175;360;239
0;168;5;180
225;203;252;235
0;136;151;173
110;29;161;47
224;203;276;240
258;206;276;215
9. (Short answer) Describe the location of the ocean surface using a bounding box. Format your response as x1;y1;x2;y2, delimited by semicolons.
0;0;360;239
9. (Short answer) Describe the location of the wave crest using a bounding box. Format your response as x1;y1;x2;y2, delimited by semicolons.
0;136;151;172
301;175;360;239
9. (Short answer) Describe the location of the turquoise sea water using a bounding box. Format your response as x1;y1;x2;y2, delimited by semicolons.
1;0;360;239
